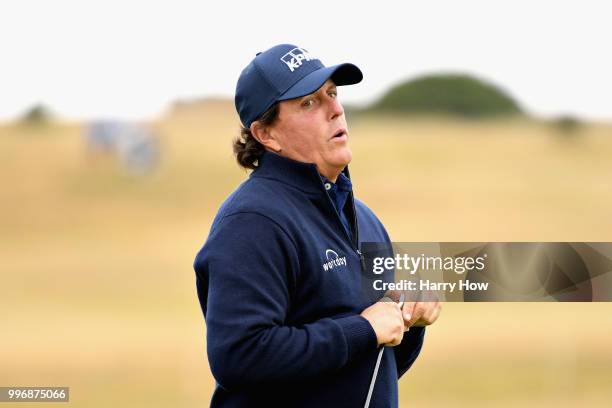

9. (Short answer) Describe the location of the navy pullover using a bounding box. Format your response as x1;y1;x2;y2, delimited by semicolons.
320;172;353;243
194;152;425;407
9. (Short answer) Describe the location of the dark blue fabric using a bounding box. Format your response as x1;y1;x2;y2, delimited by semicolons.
194;151;425;408
321;173;354;243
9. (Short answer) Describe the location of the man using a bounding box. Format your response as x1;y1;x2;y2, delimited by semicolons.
194;44;441;407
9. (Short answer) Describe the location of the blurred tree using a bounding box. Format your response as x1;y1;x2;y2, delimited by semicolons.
551;115;583;136
371;74;523;118
21;103;52;125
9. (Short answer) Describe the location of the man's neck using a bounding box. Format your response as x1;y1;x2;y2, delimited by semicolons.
267;149;344;183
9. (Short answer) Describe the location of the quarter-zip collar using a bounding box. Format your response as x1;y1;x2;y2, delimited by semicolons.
321;172;354;243
252;150;353;194
321;172;353;213
251;151;361;253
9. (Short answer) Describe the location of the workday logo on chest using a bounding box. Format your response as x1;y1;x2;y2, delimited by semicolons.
322;249;348;272
280;47;315;72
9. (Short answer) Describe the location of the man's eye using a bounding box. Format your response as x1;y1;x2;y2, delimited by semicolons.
328;90;337;98
302;99;314;107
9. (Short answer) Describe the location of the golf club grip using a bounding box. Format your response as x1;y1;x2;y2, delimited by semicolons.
364;293;405;407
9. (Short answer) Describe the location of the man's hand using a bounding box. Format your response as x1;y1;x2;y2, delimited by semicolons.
360;299;405;346
401;301;442;329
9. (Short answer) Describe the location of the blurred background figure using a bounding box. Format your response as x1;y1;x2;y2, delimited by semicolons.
85;120;159;175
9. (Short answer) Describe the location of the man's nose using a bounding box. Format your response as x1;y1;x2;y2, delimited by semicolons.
327;96;344;120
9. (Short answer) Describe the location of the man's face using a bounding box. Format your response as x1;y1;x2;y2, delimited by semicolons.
269;79;351;178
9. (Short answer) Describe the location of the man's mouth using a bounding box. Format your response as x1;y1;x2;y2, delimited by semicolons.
331;128;347;140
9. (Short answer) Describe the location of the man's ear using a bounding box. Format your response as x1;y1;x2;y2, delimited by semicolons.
251;121;282;153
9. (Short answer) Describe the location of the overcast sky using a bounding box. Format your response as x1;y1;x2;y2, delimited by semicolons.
1;0;610;121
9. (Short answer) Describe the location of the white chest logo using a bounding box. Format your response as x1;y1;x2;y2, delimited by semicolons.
281;47;314;72
322;249;348;271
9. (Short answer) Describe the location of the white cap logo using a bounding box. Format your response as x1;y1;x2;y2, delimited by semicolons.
280;47;314;72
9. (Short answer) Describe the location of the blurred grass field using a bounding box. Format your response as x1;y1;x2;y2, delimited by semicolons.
1;102;612;407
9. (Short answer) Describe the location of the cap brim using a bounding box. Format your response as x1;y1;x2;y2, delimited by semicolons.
277;63;363;101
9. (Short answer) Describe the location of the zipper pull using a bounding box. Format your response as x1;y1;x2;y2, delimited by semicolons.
356;249;366;272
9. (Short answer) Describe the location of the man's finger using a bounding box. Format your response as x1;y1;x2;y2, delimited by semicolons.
411;303;426;324
413;302;441;326
402;301;416;322
427;302;442;324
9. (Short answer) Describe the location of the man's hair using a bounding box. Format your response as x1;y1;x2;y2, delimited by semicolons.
233;103;280;170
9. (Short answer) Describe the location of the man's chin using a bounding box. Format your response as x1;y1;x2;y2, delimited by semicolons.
332;148;352;168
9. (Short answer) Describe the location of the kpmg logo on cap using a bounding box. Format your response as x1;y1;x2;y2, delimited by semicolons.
280;47;314;72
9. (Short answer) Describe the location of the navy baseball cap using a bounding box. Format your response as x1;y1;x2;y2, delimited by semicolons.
235;44;363;128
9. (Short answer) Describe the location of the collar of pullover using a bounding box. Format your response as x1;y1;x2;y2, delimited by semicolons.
252;151;352;194
321;173;353;213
